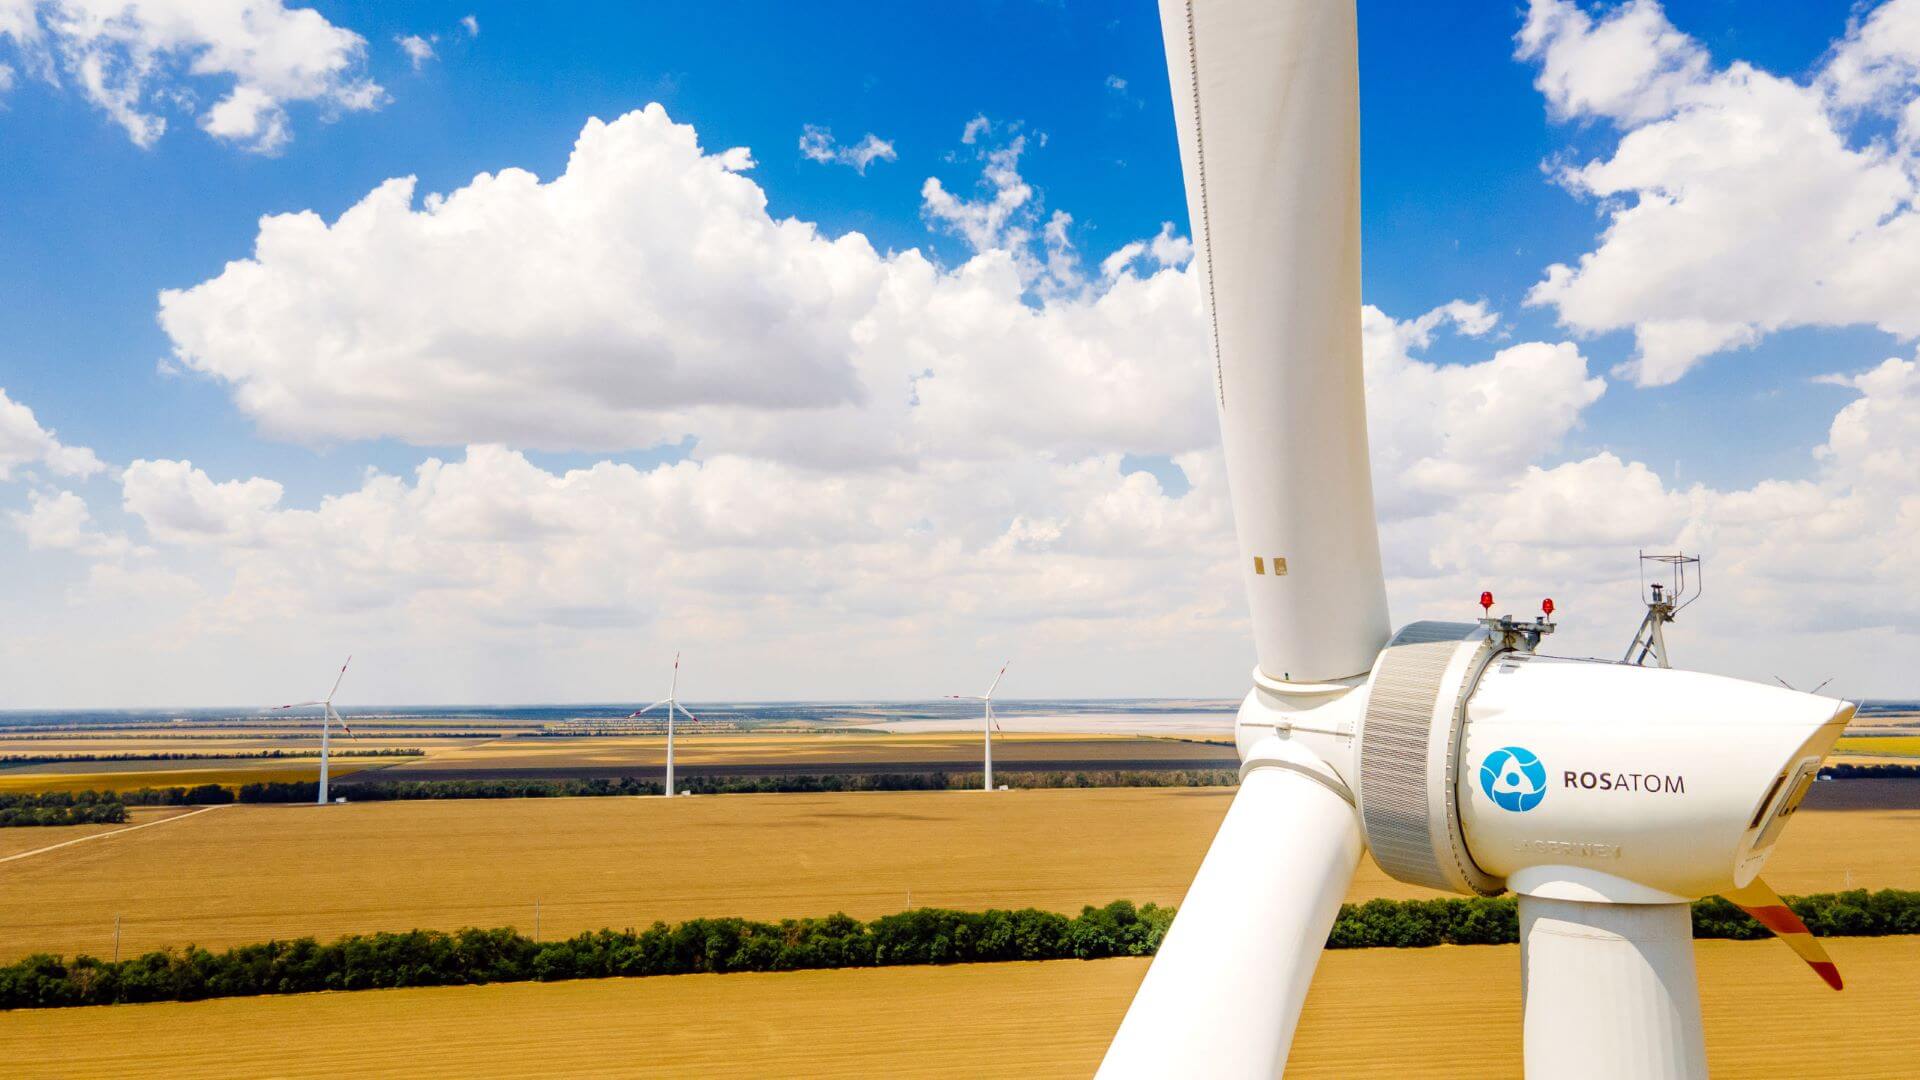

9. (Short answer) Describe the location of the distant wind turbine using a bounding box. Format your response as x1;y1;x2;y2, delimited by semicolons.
275;656;355;805
948;660;1010;792
632;652;698;797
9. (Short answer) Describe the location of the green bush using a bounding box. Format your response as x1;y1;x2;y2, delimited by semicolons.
0;791;129;827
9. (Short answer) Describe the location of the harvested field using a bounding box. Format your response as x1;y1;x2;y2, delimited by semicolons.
0;788;1912;963
4;936;1914;1078
384;732;1233;772
0;732;1238;793
0;807;196;859
0;758;405;795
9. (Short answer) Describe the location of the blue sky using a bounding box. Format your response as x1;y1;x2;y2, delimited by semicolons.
2;0;1885;495
2;0;1916;705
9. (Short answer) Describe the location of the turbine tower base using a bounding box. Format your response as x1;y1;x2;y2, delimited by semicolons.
1520;895;1707;1079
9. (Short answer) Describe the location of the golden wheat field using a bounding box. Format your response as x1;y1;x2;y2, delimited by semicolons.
4;935;1914;1078
1833;735;1920;758
0;788;1913;964
0;757;412;794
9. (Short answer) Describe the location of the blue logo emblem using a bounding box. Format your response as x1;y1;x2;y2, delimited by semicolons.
1480;746;1547;812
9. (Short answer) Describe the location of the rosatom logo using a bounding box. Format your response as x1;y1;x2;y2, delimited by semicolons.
1480;746;1548;812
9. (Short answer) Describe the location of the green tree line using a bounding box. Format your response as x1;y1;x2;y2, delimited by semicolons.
0;791;128;827
3;889;1915;1011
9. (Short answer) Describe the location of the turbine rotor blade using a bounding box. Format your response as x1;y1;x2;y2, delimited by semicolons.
631;699;670;717
326;656;352;703
675;702;701;724
275;701;324;710
1098;766;1363;1076
1724;877;1843;991
985;660;1010;699
1157;0;1390;683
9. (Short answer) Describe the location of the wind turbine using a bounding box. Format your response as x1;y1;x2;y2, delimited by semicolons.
275;656;354;806
631;652;698;797
1100;4;1853;1076
947;660;1009;791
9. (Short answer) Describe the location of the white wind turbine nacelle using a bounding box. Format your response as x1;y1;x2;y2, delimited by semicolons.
1100;3;1854;1077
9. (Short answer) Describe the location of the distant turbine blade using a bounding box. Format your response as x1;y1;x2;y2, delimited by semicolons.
985;660;1011;699
1810;677;1834;695
1771;676;1797;691
631;699;671;717
327;656;353;702
275;701;325;710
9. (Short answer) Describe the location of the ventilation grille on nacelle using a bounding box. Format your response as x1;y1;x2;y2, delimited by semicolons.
1359;641;1460;893
1386;621;1485;648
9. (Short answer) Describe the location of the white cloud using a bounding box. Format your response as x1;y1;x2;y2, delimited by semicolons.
121;458;282;543
1362;301;1606;520
11;488;137;557
1099;222;1191;279
922;125;1033;254
395;33;435;71
459;14;478;38
797;124;896;174
7;87;1911;702
1516;0;1706;124
0;0;382;151
158;105;1215;465
1519;0;1920;385
0;386;104;480
1105;74;1127;92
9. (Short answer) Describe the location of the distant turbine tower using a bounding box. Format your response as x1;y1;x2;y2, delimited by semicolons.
948;660;1009;791
632;652;698;797
275;656;354;805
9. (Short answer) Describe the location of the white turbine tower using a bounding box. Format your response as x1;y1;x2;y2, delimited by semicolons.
274;656;354;806
1100;4;1852;1076
947;660;1010;791
631;652;698;797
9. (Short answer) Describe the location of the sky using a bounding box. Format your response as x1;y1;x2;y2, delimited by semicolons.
0;0;1916;708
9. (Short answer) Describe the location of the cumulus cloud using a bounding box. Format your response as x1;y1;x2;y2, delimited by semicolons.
1518;0;1920;385
395;33;435;71
0;0;382;152
158;105;1216;465
0;387;104;480
121;458;282;544
11;488;135;557
1362;301;1606;519
3;80;1900;701
797;124;896;173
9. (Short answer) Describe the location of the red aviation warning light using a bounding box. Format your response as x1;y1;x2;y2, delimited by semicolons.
1480;591;1494;615
1542;598;1555;617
